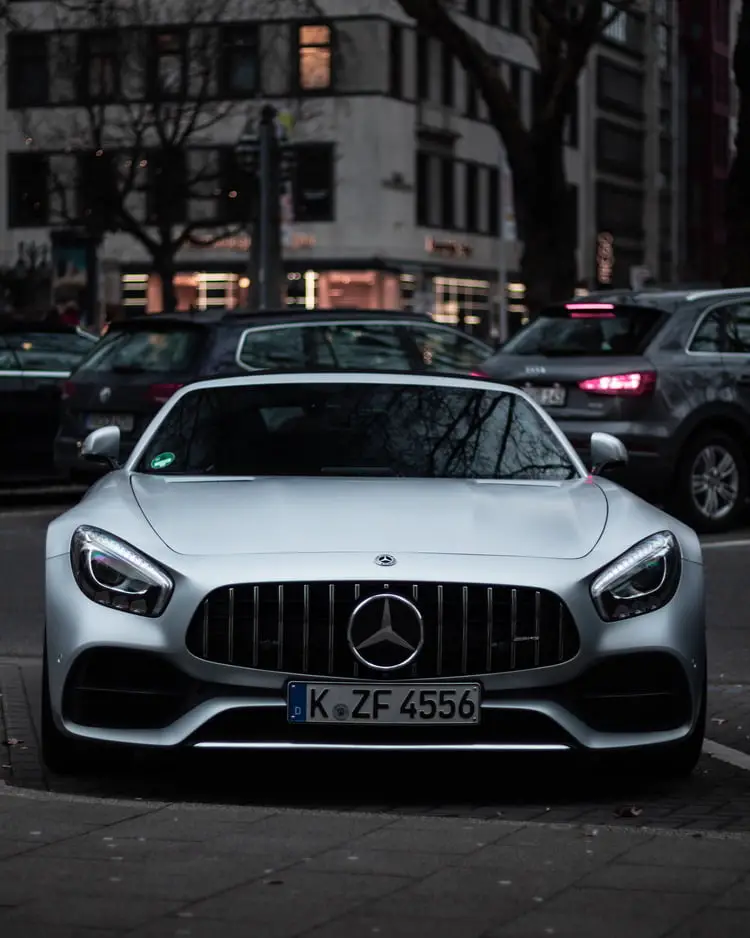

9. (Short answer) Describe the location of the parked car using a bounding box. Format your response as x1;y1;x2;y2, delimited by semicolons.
0;319;98;481
54;308;494;480
478;287;750;532
43;370;705;777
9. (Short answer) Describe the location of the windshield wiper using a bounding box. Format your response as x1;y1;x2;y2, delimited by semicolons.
321;467;399;477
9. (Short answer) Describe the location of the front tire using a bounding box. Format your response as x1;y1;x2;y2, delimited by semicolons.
673;430;748;533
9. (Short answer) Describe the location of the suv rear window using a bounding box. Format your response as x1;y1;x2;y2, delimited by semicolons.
76;328;203;374
502;303;665;356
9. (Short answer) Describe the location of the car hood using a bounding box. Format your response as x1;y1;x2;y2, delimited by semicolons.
130;475;608;559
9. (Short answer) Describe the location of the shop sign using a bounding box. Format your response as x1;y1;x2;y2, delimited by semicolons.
425;236;472;258
206;233;316;251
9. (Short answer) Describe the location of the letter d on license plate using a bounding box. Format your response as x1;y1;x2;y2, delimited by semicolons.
287;683;481;724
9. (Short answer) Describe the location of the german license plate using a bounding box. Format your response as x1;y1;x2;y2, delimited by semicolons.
525;385;566;407
86;413;134;432
288;683;481;725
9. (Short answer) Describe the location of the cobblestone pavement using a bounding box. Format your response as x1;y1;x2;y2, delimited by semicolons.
3;660;750;834
3;783;750;938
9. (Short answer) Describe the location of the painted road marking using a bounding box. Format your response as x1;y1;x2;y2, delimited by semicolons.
703;739;750;772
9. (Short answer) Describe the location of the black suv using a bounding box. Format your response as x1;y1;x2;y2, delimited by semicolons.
479;287;750;533
55;308;492;479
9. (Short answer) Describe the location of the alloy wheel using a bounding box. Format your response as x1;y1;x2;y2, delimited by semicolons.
690;444;740;521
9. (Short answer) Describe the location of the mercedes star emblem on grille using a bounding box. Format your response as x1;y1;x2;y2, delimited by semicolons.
374;553;397;567
347;593;424;671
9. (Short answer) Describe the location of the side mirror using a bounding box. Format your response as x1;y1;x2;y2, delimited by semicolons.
590;431;628;475
80;426;121;470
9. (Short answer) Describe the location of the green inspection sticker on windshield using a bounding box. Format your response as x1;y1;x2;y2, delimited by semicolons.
150;452;175;470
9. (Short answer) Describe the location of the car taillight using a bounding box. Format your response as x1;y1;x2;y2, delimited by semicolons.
578;371;656;396
470;370;489;378
61;380;75;401
148;383;183;404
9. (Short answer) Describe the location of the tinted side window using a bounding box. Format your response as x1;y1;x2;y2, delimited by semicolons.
406;324;489;372
724;303;750;353
324;324;411;369
689;311;723;353
0;341;19;371
3;331;95;372
77;329;203;373
237;327;308;370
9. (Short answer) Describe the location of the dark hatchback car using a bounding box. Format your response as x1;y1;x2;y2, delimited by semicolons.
55;308;493;479
0;320;97;480
479;287;750;532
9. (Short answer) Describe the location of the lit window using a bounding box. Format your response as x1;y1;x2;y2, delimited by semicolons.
298;25;332;91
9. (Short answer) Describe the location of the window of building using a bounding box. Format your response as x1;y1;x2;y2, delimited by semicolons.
433;276;490;330
389;23;403;98
714;114;730;169
76;151;117;226
416;151;430;226
465;0;478;18
596;60;644;115
466;75;478;118
465;162;478;232
714;52;730;104
150;30;187;98
7;32;49;107
293;143;335;221
297;24;332;91
7;153;49;227
220;26;258;97
565;85;579;148
488;0;500;27
488;167;499;236
440;158;455;228
417;32;429;101
507;0;522;32
596;120;644;176
440;43;454;108
509;65;523;114
81;31;119;101
218;150;253;224
146;148;187;223
596;182;643;238
715;0;730;44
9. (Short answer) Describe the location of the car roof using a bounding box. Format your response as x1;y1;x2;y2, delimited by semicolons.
576;287;750;306
113;308;436;329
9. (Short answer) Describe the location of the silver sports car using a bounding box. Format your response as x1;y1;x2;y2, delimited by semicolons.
43;371;706;777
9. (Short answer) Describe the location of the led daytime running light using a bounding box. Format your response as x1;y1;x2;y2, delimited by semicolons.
591;532;675;598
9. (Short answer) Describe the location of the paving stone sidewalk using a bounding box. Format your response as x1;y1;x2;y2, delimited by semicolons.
2;783;750;938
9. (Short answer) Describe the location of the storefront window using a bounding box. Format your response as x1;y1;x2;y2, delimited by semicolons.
433;276;490;335
317;271;400;309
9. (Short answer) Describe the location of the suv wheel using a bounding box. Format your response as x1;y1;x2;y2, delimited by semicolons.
675;430;748;533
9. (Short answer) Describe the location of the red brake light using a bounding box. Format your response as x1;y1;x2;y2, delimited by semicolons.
565;303;616;319
61;380;75;400
470;370;489;378
148;383;183;404
565;303;615;309
578;371;656;396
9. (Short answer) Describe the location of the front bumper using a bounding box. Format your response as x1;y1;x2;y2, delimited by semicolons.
45;552;707;755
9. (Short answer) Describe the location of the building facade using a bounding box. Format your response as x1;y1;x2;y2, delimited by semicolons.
678;0;734;283
0;0;680;333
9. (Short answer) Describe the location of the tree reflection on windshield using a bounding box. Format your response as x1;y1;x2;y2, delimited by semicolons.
137;382;579;481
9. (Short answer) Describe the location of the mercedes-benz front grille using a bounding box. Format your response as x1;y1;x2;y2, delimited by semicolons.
185;581;580;679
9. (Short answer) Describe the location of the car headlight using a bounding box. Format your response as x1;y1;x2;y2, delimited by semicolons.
70;526;173;617
590;531;681;622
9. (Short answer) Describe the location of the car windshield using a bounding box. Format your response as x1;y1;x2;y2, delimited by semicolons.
75;328;203;374
136;382;579;481
2;330;96;371
502;303;666;357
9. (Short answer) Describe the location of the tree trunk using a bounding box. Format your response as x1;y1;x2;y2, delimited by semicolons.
513;136;578;315
153;253;178;313
724;0;750;286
